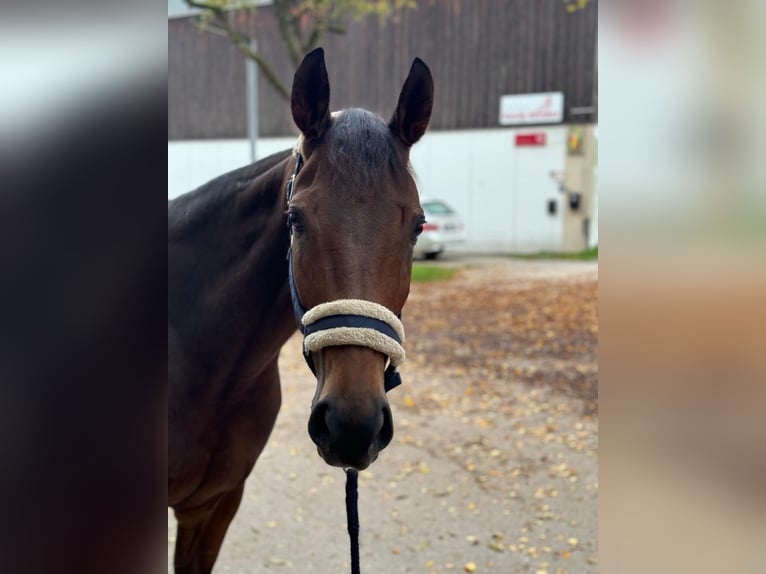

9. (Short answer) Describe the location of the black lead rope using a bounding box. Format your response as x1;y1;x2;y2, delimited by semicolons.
345;469;361;574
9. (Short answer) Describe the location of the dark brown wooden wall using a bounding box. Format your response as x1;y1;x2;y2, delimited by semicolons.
168;0;597;139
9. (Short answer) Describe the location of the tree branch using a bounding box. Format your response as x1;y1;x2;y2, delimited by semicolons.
185;0;222;13
182;0;417;103
274;0;304;67
302;8;327;53
326;22;347;34
185;0;291;101
218;13;291;100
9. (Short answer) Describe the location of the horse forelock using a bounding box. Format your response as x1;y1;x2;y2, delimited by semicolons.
294;108;409;192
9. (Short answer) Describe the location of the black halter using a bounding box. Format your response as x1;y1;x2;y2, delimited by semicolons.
286;151;402;392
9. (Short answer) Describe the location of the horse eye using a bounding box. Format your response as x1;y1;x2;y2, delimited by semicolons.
287;211;305;232
411;218;426;241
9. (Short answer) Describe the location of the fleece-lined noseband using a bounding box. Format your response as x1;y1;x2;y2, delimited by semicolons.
286;148;404;392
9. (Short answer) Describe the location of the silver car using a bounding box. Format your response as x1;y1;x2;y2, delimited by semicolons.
413;199;465;260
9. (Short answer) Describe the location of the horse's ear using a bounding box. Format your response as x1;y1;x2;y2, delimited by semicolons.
291;47;331;141
389;58;434;148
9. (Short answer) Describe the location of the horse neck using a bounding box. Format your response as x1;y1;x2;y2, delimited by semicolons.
169;150;297;378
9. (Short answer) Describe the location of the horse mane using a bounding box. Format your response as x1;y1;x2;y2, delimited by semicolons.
170;148;291;208
168;148;292;237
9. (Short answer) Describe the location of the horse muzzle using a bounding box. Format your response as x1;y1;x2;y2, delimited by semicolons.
294;297;404;469
308;395;394;470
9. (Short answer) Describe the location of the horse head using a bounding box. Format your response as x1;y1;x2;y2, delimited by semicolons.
288;48;433;470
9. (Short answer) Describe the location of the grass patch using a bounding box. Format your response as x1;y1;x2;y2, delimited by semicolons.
411;264;458;282
510;246;598;261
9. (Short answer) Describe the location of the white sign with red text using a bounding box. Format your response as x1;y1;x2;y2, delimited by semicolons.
499;92;564;126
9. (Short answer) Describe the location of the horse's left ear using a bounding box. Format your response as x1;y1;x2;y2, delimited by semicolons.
292;47;332;141
389;58;434;148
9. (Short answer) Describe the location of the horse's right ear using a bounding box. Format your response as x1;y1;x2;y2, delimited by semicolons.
291;48;331;142
389;58;434;148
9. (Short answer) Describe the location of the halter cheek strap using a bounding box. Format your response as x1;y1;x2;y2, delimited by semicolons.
286;150;404;392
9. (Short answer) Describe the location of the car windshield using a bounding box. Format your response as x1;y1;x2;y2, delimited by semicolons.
422;201;455;215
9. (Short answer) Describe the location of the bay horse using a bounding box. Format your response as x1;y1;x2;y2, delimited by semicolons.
168;48;434;573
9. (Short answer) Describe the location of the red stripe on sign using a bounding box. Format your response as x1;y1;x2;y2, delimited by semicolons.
515;133;546;146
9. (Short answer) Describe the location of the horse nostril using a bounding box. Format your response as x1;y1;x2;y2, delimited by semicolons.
378;404;393;449
309;398;393;466
308;400;330;446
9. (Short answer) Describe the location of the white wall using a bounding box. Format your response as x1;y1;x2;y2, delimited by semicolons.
168;127;568;252
409;127;567;252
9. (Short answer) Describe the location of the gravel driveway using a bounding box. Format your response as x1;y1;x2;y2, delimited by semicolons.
168;258;598;574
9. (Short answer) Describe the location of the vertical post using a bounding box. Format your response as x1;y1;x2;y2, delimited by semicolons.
246;37;258;163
